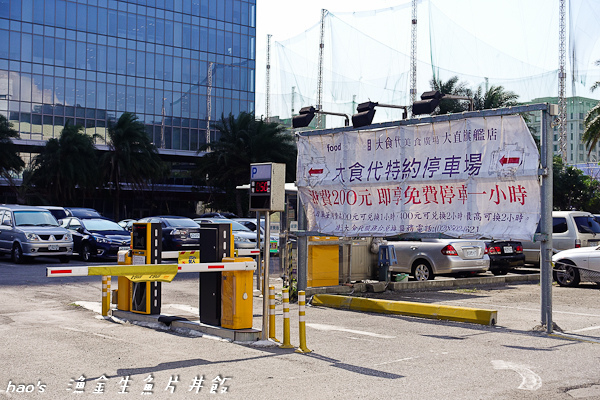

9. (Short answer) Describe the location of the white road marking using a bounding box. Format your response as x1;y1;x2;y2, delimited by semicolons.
550;333;600;344
62;326;124;341
374;357;419;366
398;296;600;318
306;323;396;339
492;360;542;391
347;336;377;342
571;325;600;333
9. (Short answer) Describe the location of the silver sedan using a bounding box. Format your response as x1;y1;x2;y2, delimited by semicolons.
385;238;490;281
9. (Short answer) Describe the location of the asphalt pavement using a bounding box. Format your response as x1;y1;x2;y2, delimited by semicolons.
1;257;600;399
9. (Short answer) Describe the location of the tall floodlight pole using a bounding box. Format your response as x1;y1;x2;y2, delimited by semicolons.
206;62;214;148
316;9;326;129
410;0;418;110
558;0;567;164
266;34;272;122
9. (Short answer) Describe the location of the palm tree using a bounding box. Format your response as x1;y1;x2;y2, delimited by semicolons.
430;76;471;114
472;84;519;110
29;122;100;204
582;60;600;156
101;112;165;220
195;112;297;216
0;115;25;185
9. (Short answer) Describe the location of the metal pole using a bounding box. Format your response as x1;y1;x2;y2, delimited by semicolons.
256;211;262;290
297;196;308;292
540;107;554;333
261;211;271;340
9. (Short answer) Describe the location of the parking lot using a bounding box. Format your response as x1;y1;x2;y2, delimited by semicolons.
1;255;599;399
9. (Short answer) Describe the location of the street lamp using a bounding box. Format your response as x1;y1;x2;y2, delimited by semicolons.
412;90;474;115
292;106;350;128
351;101;408;128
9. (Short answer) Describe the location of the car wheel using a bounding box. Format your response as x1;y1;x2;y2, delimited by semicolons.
554;260;580;287
11;243;24;264
412;260;434;281
59;256;70;263
80;243;92;262
492;268;508;276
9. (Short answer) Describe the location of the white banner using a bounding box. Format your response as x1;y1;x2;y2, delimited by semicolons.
296;115;541;241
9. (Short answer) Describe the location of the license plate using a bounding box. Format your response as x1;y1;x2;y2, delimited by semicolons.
48;244;59;251
465;249;477;257
503;246;513;254
190;233;200;239
119;246;130;251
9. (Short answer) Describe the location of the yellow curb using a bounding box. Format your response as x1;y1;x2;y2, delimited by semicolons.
312;294;497;326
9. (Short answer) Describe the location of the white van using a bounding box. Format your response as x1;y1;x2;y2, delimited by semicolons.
522;211;600;265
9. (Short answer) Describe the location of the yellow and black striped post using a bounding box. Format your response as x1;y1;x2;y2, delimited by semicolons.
295;290;311;353
279;288;294;349
102;276;111;316
269;286;279;342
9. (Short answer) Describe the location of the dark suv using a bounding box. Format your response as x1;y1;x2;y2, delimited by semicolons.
0;205;73;263
137;216;201;251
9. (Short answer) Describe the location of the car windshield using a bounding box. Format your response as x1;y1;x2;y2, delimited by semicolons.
164;218;199;228
574;216;600;234
83;219;126;232
14;211;59;227
212;219;252;232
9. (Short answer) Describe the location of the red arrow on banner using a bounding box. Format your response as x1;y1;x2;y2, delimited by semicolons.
499;156;520;166
309;168;324;175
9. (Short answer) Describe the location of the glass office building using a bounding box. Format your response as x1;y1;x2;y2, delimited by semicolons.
0;0;256;153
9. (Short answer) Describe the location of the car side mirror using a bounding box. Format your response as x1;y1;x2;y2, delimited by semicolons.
2;219;11;226
77;227;85;234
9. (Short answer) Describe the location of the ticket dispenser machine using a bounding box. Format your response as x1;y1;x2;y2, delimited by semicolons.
130;222;163;315
198;223;232;326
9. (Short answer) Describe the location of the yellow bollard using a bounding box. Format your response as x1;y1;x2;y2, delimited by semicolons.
101;276;111;316
279;288;294;349
269;286;280;342
295;290;312;353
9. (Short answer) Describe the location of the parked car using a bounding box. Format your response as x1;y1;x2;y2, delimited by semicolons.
197;212;239;219
38;206;69;221
552;246;600;287
0;205;73;263
137;216;201;251
233;217;279;254
485;240;525;275
385;237;489;281
118;219;137;232
194;218;258;250
522;211;600;265
61;217;131;261
66;207;103;219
